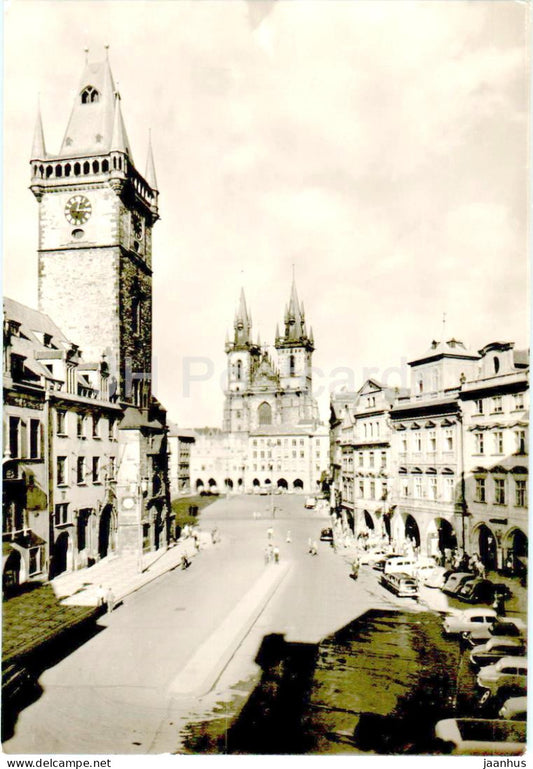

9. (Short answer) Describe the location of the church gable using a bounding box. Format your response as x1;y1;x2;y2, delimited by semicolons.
251;353;279;390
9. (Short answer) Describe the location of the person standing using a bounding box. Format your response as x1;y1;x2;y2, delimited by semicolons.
286;530;292;544
267;527;274;541
273;546;280;564
106;586;115;614
96;584;106;607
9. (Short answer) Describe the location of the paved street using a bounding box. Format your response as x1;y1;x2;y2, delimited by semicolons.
0;494;501;754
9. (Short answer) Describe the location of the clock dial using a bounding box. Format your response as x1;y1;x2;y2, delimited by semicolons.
65;195;92;225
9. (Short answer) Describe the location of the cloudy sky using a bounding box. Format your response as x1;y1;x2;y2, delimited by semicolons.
4;0;529;428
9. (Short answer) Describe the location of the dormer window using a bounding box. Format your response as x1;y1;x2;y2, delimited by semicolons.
81;86;100;104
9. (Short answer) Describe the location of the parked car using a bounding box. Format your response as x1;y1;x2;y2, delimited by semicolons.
442;608;498;636
477;656;528;705
464;618;527;647
383;556;418;576
434;718;526;755
319;527;333;542
414;557;438;581
499;696;527;721
304;497;316;509
457;578;512;605
380;571;418;597
372;557;389;572
469;637;526;669
442;572;475;596
423;567;451;589
360;547;394;566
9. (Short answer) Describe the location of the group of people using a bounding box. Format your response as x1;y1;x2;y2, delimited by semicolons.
96;584;115;613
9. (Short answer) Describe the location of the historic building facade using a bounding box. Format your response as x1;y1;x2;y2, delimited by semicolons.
191;282;329;494
329;338;529;573
3;50;172;590
460;342;528;572
167;426;196;497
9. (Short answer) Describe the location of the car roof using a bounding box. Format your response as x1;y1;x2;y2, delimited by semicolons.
463;608;497;617
496;656;528;667
486;637;523;649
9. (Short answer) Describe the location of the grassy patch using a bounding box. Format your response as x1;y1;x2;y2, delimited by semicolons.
171;494;217;530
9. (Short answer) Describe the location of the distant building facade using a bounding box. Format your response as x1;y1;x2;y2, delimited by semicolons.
167;426;196;497
191;283;329;494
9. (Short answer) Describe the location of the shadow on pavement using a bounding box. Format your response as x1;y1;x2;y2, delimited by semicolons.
181;609;460;755
2;616;106;743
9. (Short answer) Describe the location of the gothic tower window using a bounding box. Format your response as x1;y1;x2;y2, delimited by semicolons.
258;401;272;426
289;354;295;376
81;86;100;104
236;359;242;380
132;297;141;335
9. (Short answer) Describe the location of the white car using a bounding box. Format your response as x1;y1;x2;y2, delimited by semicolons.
477;656;528;704
423;566;449;589
435;718;526;755
499;696;527;721
469;637;526;668
304;497;316;509
442;608;497;636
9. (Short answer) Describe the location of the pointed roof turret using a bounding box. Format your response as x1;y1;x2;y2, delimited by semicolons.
110;91;132;156
31;102;46;159
145;132;158;191
59;49;129;158
276;274;314;352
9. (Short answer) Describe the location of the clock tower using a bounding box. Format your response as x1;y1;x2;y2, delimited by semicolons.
30;49;159;405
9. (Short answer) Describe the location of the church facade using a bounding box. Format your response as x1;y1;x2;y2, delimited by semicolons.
191;283;329;495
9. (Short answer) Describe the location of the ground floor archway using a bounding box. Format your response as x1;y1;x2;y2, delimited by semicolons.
195;479;204;491
277;478;288;489
208;478;217;489
53;531;70;577
504;527;528;578
427;517;457;561
252;478;260;487
3;549;22;593
224;478;234;490
293;478;303;490
363;510;375;530
404;514;420;549
477;523;498;571
98;504;114;559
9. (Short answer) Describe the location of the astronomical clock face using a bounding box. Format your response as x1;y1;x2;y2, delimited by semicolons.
64;195;92;225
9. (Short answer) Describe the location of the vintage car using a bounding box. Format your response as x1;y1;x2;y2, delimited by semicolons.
477;656;528;704
469;637;526;669
442;608;498;636
434;718;526;755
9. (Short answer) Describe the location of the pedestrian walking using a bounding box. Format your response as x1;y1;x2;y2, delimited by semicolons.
310;540;318;556
286;530;292;544
106;586;115;614
267;527;274;541
96;584;106;607
264;546;270;565
350;559;359;580
273;546;280;564
211;527;219;544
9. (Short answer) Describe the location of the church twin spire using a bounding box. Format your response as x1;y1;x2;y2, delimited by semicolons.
227;277;314;353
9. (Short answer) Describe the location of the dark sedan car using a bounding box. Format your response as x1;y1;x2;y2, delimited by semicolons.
320;528;333;542
457;579;512;605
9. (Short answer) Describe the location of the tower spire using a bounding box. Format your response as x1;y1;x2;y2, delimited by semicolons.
31;99;46;159
145;130;158;191
110;90;131;156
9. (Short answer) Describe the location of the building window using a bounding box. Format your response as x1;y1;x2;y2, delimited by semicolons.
515;430;526;455
370;481;375;499
289;355;295;375
236;360;242;380
474;399;484;415
475;477;486;503
92;416;100;438
29;419;41;459
401;436;407;453
8;416;20;458
401;479;409;497
108;456;116;480
56;411;66;434
77;414;86;439
55;503;69;525
81;85;100;104
494;431;504;455
381;451;387;466
415;433;422;452
492;396;503;413
513;393;524;410
57;456;67;486
515;479;527;507
258;402;272;426
429;477;437;501
443;477;454;502
475;433;484;454
494;478;506;505
77;456;86;484
414;476;423;498
444;429;453;451
381;481;388;499
493;356;500;374
369;452;374;468
359;481;364;498
92;457;100;483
